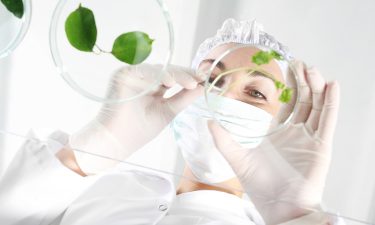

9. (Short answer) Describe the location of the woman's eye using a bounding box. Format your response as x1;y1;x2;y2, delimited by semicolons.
209;75;225;88
248;90;266;100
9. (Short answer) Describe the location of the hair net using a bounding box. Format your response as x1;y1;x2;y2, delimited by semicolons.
191;18;293;78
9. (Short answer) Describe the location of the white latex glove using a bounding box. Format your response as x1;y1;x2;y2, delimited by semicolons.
70;64;204;174
208;60;340;225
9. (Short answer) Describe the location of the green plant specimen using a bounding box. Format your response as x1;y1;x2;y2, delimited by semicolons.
1;0;24;19
65;4;154;65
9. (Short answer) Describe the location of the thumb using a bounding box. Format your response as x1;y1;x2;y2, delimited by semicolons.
207;120;246;162
166;85;204;115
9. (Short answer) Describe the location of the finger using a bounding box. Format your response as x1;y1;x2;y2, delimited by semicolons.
291;60;313;124
305;67;327;132
166;85;204;115
317;81;340;142
207;120;245;161
181;66;206;84
195;68;211;85
161;69;177;88
109;65;154;97
167;65;199;90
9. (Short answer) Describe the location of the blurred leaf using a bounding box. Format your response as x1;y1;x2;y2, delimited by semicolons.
252;50;284;66
270;50;283;60
1;0;24;18
279;88;293;103
111;31;153;65
252;51;272;65
65;4;97;52
274;80;285;90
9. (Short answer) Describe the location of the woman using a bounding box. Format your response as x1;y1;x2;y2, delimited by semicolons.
0;19;342;225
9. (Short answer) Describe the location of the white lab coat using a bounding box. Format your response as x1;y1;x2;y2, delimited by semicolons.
0;132;98;225
0;131;344;225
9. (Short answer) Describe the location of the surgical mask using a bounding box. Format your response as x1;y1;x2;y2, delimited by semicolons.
171;94;273;183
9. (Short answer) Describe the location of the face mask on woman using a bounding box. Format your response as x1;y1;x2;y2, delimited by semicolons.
171;94;273;183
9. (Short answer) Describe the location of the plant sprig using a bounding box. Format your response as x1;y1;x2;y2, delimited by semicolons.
65;4;154;65
1;0;24;19
252;50;293;103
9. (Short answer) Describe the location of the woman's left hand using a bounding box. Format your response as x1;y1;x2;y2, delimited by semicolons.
209;60;340;225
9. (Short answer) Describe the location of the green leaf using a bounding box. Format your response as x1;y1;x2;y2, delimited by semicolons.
252;50;284;66
270;50;283;60
251;50;272;65
274;80;285;90
1;0;24;18
279;88;293;103
111;31;154;65
65;4;97;52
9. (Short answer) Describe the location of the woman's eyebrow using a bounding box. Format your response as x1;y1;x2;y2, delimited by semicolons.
201;59;226;70
251;71;275;82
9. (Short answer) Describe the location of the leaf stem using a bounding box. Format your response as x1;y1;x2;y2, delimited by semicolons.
94;44;110;54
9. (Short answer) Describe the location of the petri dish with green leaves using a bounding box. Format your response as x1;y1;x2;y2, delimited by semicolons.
200;44;299;139
49;0;174;104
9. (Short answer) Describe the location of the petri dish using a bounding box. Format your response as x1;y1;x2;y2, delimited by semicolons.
0;0;32;58
49;0;174;104
200;43;299;140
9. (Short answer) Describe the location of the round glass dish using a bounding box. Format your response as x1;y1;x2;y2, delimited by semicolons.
0;0;32;58
201;44;299;139
49;0;174;104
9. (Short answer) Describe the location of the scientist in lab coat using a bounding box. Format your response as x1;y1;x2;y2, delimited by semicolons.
0;19;344;225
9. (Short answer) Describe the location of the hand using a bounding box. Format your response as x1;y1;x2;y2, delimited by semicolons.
209;60;340;225
70;64;204;174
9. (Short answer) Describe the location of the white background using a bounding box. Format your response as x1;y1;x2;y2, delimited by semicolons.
0;0;374;224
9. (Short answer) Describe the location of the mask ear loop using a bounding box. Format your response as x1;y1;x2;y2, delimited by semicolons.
0;128;370;225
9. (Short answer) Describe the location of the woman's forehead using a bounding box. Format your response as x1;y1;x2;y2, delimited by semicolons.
201;43;285;82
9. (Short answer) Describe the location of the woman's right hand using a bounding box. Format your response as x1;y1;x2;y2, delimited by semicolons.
70;64;204;174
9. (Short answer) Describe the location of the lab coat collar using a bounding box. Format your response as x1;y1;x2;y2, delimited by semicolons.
170;190;254;219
